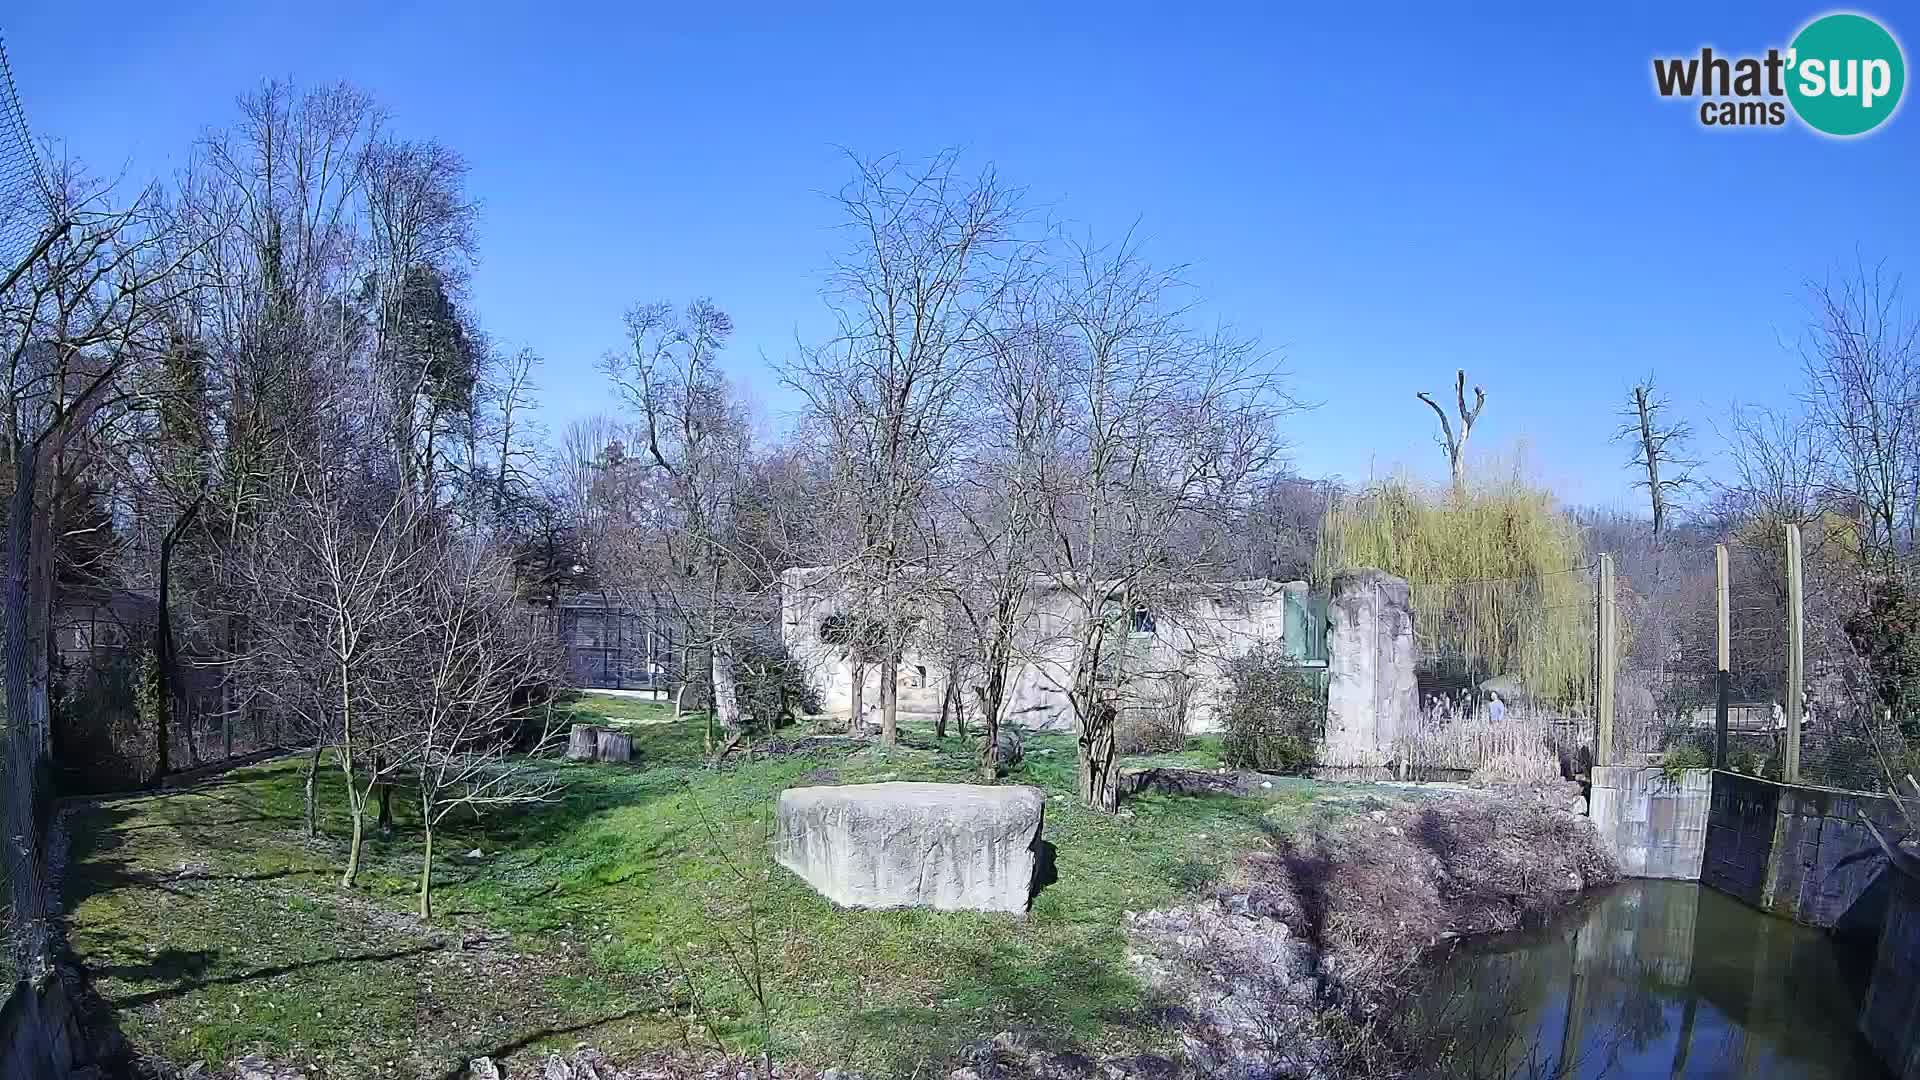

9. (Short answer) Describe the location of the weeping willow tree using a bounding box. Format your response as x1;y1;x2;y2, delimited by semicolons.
1317;467;1596;708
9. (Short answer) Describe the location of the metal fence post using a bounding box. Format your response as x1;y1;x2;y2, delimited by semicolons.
1785;523;1804;783
1597;554;1616;766
1716;543;1731;770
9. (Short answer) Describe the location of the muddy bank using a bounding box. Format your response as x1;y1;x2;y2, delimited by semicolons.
1123;787;1619;1080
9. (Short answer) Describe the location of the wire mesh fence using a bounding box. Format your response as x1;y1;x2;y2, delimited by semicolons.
1604;525;1915;794
0;34;50;269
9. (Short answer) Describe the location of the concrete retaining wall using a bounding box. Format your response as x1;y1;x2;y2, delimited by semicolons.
0;977;81;1080
1701;771;1902;931
1589;766;1711;879
1861;857;1920;1080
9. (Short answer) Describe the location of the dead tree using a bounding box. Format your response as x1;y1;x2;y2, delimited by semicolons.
1614;377;1698;539
1417;369;1485;495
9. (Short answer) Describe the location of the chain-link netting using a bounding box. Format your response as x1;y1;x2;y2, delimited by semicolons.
1611;545;1725;768
0;34;51;270
1606;527;1914;794
1394;565;1599;781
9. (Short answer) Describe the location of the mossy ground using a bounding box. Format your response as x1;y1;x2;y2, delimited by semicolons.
51;695;1340;1078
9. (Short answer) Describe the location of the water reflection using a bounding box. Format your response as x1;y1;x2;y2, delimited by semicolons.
1423;880;1888;1079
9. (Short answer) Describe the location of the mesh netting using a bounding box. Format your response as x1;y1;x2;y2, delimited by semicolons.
0;34;50;270
1607;529;1912;793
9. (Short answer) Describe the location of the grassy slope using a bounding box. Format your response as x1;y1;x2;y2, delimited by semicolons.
59;695;1331;1078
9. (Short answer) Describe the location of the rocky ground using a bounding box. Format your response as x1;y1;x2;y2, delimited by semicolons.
1121;784;1616;1080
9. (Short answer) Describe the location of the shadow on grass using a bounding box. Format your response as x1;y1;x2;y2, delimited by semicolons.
430;1009;651;1080
831;938;1151;1076
108;943;447;1008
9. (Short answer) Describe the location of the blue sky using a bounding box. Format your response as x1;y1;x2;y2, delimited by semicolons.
6;2;1915;508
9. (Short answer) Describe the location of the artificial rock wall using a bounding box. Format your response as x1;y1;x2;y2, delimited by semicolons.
1321;569;1416;771
1589;766;1711;880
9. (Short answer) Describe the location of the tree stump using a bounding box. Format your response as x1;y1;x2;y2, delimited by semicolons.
567;724;602;761
596;729;633;763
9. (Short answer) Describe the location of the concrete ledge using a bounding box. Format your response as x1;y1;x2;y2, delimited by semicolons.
1862;856;1920;1079
773;782;1047;915
1589;766;1709;880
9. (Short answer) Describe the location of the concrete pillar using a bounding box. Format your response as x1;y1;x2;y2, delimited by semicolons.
1323;568;1417;771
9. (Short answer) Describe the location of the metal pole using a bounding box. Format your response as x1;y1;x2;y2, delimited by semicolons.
1785;523;1804;782
1597;554;1616;766
1716;543;1731;770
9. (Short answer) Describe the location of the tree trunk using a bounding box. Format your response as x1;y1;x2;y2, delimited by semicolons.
303;748;323;838
880;659;898;747
935;676;953;740
3;456;54;985
153;494;205;782
342;798;365;888
567;724;601;761
596;729;633;762
711;638;741;735
849;658;866;736
418;807;434;920
1078;701;1120;812
377;775;394;835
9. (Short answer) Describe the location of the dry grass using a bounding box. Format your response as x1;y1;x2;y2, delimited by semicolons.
1396;698;1569;779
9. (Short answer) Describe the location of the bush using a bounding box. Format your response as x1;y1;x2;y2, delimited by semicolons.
1220;644;1322;773
52;650;154;793
1115;705;1188;756
1659;743;1710;782
735;638;820;736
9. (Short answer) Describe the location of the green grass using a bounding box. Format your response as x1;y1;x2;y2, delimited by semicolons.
58;693;1336;1078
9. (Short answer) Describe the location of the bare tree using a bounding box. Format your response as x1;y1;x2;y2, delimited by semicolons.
247;473;433;886
1614;377;1699;540
1034;235;1295;809
784;151;1029;747
1801;262;1920;568
1417;369;1485;495
1;165;197;982
932;288;1070;774
601;299;763;748
409;540;560;918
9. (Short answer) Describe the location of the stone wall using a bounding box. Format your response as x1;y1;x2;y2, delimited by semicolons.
779;568;1300;733
1861;856;1920;1080
1701;771;1903;932
1588;766;1710;880
1321;569;1415;771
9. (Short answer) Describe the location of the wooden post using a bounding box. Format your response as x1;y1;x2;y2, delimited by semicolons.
1597;554;1616;766
1785;523;1804;783
1715;543;1731;770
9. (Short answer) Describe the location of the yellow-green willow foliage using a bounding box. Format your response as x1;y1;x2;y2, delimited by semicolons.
1317;468;1595;708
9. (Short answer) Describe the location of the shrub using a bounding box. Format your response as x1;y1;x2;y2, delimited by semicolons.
735;637;820;736
1220;644;1322;773
1659;743;1710;782
1115;705;1188;756
52;650;154;793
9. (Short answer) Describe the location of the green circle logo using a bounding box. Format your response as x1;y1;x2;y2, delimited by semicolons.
1787;13;1906;136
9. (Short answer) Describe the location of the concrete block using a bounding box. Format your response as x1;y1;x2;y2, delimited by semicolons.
773;782;1047;915
1590;766;1710;880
